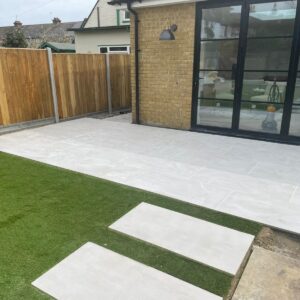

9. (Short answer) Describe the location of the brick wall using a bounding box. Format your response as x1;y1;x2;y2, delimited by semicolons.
130;3;196;129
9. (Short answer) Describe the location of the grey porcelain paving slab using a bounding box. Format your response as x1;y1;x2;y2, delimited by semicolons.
109;203;254;275
32;242;220;300
1;115;300;234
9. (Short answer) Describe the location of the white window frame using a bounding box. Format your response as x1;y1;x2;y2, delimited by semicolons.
123;10;130;22
99;45;130;54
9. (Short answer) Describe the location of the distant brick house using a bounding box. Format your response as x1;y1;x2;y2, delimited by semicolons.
0;18;82;49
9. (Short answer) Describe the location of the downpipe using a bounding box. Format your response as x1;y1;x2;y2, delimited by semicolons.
127;2;140;124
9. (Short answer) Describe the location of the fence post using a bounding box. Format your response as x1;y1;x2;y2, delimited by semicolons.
47;48;59;123
106;54;113;115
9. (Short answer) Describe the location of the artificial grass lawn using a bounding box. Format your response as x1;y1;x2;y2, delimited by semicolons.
0;152;262;299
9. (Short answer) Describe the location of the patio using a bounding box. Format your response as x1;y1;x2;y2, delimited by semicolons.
0;113;299;234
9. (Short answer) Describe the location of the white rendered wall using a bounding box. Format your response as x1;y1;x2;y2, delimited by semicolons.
85;0;129;28
75;31;130;53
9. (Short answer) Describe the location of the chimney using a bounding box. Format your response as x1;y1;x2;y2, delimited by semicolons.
14;20;23;28
52;17;61;25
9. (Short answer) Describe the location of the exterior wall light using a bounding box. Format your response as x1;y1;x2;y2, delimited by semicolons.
159;24;178;40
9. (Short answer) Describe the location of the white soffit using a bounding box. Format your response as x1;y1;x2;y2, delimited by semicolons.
118;0;202;9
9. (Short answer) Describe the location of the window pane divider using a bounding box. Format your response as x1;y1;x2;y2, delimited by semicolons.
199;69;234;72
200;38;240;42
241;100;284;105
198;97;234;102
247;35;293;40
243;70;289;73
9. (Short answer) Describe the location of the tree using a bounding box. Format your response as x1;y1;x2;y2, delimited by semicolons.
2;28;28;48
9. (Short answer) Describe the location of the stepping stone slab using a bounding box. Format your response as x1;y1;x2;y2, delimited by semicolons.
110;203;254;275
32;242;221;300
233;246;300;300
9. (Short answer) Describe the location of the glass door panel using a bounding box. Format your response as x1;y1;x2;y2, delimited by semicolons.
244;38;293;71
196;5;242;128
248;3;296;37
200;40;240;70
239;1;297;134
289;63;300;136
290;106;300;136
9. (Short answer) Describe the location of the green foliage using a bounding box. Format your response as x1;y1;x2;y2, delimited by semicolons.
2;28;28;48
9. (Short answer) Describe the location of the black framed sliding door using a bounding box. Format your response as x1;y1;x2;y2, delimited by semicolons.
239;0;297;134
192;0;300;144
192;2;243;129
289;53;300;137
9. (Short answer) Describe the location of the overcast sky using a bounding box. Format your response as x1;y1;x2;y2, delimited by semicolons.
0;0;97;26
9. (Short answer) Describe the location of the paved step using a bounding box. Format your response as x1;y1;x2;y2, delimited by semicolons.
233;247;300;300
110;203;254;275
32;242;221;300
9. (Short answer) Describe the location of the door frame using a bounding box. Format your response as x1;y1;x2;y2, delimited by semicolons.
191;0;300;144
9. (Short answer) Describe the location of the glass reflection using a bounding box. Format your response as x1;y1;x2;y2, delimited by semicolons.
239;102;283;133
200;40;239;70
198;71;235;100
289;106;300;136
197;99;233;128
289;74;300;136
201;6;241;39
244;38;293;71
248;1;296;37
241;72;288;102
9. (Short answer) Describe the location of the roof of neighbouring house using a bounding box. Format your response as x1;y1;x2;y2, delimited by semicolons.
0;21;82;41
39;41;76;52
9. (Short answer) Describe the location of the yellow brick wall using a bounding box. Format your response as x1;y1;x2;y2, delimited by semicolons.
130;3;196;129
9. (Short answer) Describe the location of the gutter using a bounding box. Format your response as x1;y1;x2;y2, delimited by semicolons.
108;0;141;124
68;25;130;32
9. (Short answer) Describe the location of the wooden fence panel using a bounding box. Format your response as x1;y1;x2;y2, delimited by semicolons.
0;49;53;126
0;50;131;127
109;54;131;111
53;54;108;119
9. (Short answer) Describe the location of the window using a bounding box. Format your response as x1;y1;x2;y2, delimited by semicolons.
100;47;108;54
124;11;130;21
119;10;130;24
110;46;128;52
99;46;130;54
